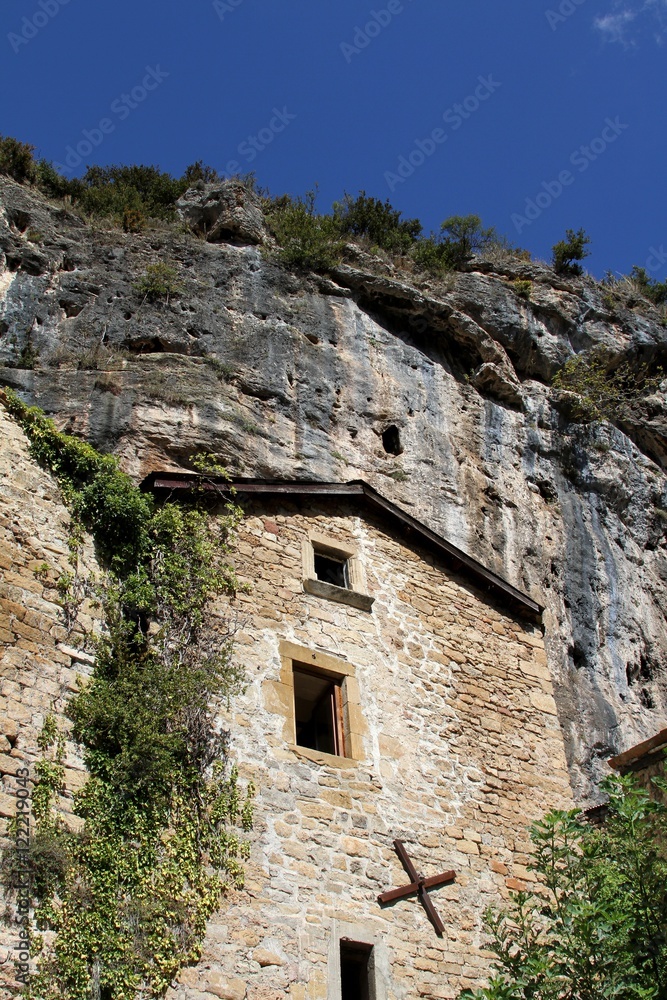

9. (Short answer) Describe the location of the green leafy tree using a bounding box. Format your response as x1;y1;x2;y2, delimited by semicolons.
439;214;497;266
0;134;37;184
551;228;591;276
459;774;667;1000
412;214;497;273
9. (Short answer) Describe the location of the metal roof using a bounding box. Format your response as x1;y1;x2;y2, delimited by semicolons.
142;474;543;617
608;727;667;773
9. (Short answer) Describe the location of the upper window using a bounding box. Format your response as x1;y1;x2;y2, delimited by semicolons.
313;550;350;589
303;531;374;612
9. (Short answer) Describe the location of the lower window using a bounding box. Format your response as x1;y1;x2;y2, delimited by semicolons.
340;941;374;1000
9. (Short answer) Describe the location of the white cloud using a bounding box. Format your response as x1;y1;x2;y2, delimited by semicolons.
594;0;667;44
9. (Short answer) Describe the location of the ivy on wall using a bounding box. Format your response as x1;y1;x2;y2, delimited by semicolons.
1;389;254;1000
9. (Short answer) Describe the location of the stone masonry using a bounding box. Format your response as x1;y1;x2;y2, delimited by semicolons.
0;407;98;992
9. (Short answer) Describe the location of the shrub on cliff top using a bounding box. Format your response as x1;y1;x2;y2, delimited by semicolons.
333;190;422;255
411;214;497;274
266;191;346;271
0;134;37;184
552;227;591;276
629;265;667;306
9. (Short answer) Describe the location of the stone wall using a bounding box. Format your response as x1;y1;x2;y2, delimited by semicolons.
0;408;97;992
166;497;573;1000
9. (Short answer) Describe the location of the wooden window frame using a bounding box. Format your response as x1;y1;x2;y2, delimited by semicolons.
292;664;346;758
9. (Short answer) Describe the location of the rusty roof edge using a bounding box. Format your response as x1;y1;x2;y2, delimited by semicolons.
608;727;667;771
141;474;542;615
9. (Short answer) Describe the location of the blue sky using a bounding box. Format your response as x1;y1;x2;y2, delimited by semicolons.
1;0;666;279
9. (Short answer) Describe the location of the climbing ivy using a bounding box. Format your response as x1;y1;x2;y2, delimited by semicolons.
1;389;254;1000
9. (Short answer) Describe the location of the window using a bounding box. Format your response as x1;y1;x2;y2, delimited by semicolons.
327;923;387;1000
293;665;345;756
303;532;374;612
314;551;350;589
340;941;373;1000
263;642;366;765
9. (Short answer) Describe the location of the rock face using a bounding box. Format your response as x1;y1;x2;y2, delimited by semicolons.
175;180;267;244
2;176;667;801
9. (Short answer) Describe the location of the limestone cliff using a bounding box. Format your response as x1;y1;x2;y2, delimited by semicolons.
2;175;667;802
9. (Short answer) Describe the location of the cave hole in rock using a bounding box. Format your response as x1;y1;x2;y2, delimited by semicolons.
59;299;84;318
639;688;655;709
569;643;586;670
382;425;403;456
8;209;31;233
126;337;167;355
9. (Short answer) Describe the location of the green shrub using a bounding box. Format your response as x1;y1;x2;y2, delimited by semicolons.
629;265;667;305
182;160;222;185
74;164;187;222
411;235;452;274
411;214;497;274
552;346;663;422
513;279;532;299
134;262;184;304
35;159;81;199
552;227;591;276
333;191;421;255
0;134;37;183
267;192;345;271
439;214;497;267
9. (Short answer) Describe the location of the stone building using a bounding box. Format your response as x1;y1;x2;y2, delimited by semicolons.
0;405;573;998
608;728;667;806
146;474;574;1000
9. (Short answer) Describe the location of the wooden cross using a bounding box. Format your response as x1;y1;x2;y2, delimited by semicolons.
377;840;456;937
